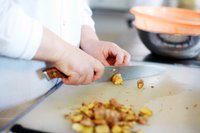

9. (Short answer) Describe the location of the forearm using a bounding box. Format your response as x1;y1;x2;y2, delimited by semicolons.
33;27;72;63
80;25;99;51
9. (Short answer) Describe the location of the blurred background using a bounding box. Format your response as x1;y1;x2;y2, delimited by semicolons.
89;0;200;66
90;0;200;10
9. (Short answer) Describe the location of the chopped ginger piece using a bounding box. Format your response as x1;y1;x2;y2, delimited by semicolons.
80;118;94;126
139;106;153;117
72;123;93;133
95;125;110;133
111;73;123;85
82;126;93;133
88;103;94;109
137;79;144;89
65;99;153;133
122;126;132;133
70;114;83;122
112;125;122;133
72;123;84;132
79;106;93;117
135;130;144;133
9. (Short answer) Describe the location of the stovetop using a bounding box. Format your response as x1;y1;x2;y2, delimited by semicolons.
115;26;200;68
133;53;200;68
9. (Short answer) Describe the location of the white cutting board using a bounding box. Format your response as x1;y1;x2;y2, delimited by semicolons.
15;63;200;133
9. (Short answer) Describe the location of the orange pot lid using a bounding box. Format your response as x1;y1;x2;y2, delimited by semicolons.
130;6;200;35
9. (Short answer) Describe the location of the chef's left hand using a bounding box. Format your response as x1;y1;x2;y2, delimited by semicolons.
81;40;131;66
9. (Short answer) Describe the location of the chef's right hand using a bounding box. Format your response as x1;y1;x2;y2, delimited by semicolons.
54;46;104;85
33;27;104;85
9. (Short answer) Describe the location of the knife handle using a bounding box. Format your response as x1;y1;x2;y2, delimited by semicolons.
43;67;67;80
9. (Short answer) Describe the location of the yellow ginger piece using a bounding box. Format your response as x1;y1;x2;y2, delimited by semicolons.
139;106;153;117
124;113;135;121
72;123;84;132
66;99;153;133
81;126;93;133
79;106;93;117
72;123;93;133
112;125;122;133
122;126;132;133
120;105;131;113
136;130;144;133
70;114;83;122
80;118;94;126
137;79;144;89
111;73;123;85
95;125;110;133
79;106;88;113
87;103;94;109
136;116;148;125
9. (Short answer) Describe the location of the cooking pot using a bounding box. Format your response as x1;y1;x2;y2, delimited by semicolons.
130;6;200;59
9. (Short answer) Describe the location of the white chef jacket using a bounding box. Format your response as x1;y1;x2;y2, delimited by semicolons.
0;0;95;110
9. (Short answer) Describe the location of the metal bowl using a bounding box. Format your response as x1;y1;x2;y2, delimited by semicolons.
136;28;200;59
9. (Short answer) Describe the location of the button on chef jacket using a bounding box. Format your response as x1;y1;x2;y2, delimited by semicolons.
0;0;95;110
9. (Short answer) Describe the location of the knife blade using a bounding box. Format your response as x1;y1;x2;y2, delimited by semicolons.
97;65;165;82
42;65;165;82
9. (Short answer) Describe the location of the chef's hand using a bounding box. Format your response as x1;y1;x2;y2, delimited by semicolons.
81;26;131;66
82;40;130;66
34;27;104;85
54;46;104;85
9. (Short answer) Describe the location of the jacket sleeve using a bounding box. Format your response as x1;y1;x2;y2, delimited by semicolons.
0;0;43;60
81;0;95;31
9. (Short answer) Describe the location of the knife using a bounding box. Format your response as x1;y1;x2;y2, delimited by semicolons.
42;65;165;82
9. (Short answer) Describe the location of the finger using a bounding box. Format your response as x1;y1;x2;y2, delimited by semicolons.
122;50;131;65
93;60;104;81
82;70;94;84
62;72;80;85
76;74;88;85
114;49;124;66
101;58;110;66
